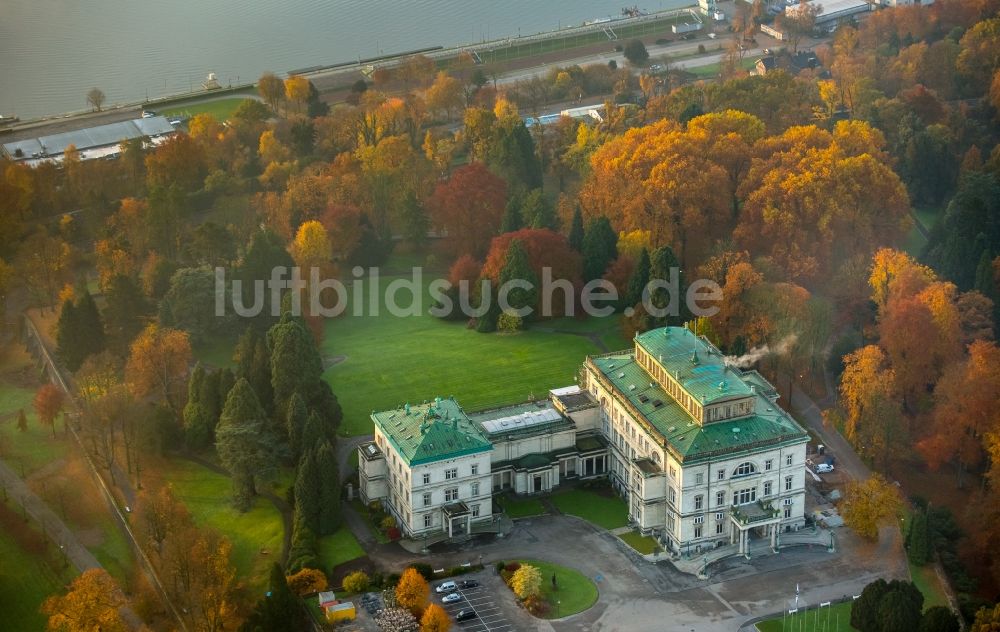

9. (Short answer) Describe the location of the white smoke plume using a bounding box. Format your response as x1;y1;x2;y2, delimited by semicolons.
724;334;798;369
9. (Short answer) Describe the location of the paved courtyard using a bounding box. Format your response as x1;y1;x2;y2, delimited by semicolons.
362;512;907;632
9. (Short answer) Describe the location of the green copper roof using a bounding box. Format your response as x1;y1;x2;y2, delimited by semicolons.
590;353;808;464
635;327;754;405
372;398;492;466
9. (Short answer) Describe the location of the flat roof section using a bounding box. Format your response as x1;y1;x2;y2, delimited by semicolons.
469;400;576;438
2;116;174;160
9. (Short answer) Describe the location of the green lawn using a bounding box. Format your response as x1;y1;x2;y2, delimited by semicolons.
909;560;949;610
517;559;598;619
321;269;605;436
161;459;284;590
0;520;75;631
163;97;259;122
756;601;856;632
550;488;629;530
317;526;365;572
0;382;70;475
619;531;659;555
687;57;757;79
349;499;390;544
498;496;546;519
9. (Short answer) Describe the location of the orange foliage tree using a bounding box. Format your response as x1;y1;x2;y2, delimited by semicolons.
33;383;65;438
480;228;583;315
395;567;430;616
125;324;192;414
144;133;208;191
420;602;452;632
42;568;127;632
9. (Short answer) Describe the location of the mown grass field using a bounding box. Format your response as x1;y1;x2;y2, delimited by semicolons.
155;459;284;591
318;526;365;572
0;382;70;475
517;558;598;619
321;270;610;436
0;510;75;632
498;495;546;519
163;97;258;122
550;488;629;530
619;531;659;554
755;601;855;632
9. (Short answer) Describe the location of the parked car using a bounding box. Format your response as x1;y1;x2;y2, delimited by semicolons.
435;581;457;594
456;610;477;621
442;592;462;604
815;463;834;473
459;580;480;589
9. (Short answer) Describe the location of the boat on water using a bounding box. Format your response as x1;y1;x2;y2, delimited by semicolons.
0;114;19;126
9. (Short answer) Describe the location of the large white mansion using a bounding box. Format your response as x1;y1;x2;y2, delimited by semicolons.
359;326;809;556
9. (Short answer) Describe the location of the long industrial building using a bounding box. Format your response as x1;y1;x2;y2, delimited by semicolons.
1;116;176;167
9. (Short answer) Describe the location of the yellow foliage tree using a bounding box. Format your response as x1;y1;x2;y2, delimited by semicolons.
840;474;901;540
420;603;452;632
42;568;127;632
395;567;430;615
341;570;369;594
287;568;329;596
617;230;652;262
289;220;332;270
510;564;542;600
284;75;311;112
868;248;936;310
258;129;291;165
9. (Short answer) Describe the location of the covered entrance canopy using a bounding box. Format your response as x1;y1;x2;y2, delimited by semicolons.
443;501;471;537
730;501;781;554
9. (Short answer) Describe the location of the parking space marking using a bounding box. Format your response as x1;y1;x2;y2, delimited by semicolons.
449;584;517;632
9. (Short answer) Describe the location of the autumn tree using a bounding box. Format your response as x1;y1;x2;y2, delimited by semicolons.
145;133;208;192
424;71;464;120
258;72;284;112
284;75;311;113
841;474;902;540
34;383;65;439
395;567;430;615
289;219;332;270
918;340;1000;486
216;378;280;510
42;568;126;632
510;564;543;600
421;603;452;632
429;162;507;258
838;345;902;468
15;229;72;309
287;568;329;595
125;324;192;414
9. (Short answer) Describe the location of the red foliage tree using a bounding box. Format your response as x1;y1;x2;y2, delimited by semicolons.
480;228;582;317
428;163;507;259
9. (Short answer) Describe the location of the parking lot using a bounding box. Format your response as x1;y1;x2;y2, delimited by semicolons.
433;575;520;632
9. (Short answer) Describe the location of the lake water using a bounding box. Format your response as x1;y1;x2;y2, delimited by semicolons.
1;0;690;120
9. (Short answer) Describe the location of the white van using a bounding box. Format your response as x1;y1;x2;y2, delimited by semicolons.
435;581;457;593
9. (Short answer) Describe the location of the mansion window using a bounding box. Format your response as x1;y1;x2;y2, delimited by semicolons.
695;472;704;485
471;464;479;475
716;491;725;507
716;512;724;521
445;488;458;502
763;481;772;497
764;459;773;471
785;475;793;491
694;525;703;538
423;473;431;484
668;487;676;505
424;514;432;528
694;495;703;510
472;504;481;518
471;482;480;497
669;466;677;479
693;516;704;524
785;454;793;466
784;506;792;519
445;468;458;480
733;488;756;506
422;492;432;507
717;469;725;481
716;522;725;535
733;462;757;478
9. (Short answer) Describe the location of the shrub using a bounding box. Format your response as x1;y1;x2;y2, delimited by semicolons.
381;515;397;531
286;568;329;596
624;39;649;65
384;572;401;588
495;560;506;574
449;566;470;577
524;594;549;616
387;526;402;540
698;44;706;54
504;562;521;573
497;311;524;332
342;570;370;593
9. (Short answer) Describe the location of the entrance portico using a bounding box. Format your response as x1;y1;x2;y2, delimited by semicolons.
443;502;471;538
730;502;782;555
